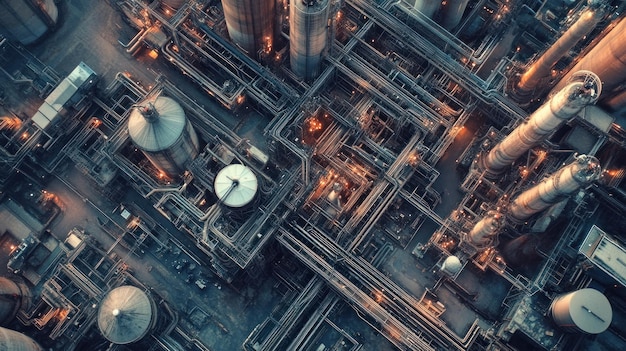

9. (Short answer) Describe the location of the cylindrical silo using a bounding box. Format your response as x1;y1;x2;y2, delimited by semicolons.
550;288;612;334
468;211;503;246
553;17;626;96
508;154;601;221
483;71;601;175
0;327;43;351
214;164;258;208
290;0;330;81
438;0;470;31
0;0;58;45
0;277;30;326
413;0;440;19
221;0;275;55
516;1;606;96
128;96;199;177
97;286;157;345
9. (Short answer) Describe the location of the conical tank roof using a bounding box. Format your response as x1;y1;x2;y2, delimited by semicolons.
214;164;258;208
97;286;155;344
128;96;187;152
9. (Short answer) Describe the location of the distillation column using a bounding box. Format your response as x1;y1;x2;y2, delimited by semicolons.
482;71;601;175
516;1;606;97
439;0;470;31
508;154;601;221
467;211;503;247
221;0;275;55
290;0;330;80
553;16;626;96
413;0;440;18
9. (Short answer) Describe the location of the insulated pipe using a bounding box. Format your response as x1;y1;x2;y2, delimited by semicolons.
483;71;601;175
413;0;440;18
468;211;503;246
508;154;601;221
554;17;626;95
517;2;605;95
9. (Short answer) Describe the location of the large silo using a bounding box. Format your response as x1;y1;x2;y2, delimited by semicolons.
214;164;258;208
0;327;43;351
221;0;275;55
290;0;330;81
97;286;157;345
550;288;612;334
0;277;30;326
0;0;58;45
128;96;199;177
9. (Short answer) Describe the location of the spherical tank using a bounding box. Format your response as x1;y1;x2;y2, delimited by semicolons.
214;164;258;208
0;327;43;351
128;96;199;177
550;288;612;334
441;256;462;275
221;0;275;55
0;277;30;326
290;0;330;80
97;286;157;344
0;0;58;45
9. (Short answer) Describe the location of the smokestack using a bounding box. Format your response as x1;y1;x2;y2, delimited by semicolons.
516;1;606;96
482;71;601;175
508;154;601;221
468;211;503;246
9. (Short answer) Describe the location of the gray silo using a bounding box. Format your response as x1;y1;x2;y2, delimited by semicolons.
128;96;199;177
0;327;43;351
97;286;157;345
221;0;275;55
0;277;30;326
549;288;612;334
290;0;330;81
0;0;58;45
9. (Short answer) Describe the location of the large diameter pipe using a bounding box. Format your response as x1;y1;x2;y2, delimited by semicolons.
468;210;503;246
508;154;601;221
483;71;601;174
554;17;626;95
517;4;605;94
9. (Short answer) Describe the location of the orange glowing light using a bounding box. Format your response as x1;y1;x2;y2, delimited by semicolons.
148;49;159;59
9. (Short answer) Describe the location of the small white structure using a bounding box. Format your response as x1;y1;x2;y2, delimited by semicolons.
214;164;258;208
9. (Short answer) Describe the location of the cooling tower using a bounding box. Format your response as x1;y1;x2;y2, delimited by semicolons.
214;164;258;208
550;288;612;334
128;96;199;177
0;277;30;326
0;327;43;351
97;286;157;345
290;0;331;80
221;0;275;55
0;0;58;45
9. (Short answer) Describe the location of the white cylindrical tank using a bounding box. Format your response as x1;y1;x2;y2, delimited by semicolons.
0;327;42;351
468;211;503;246
128;96;199;177
290;0;330;80
0;277;30;325
440;255;462;275
413;0;440;19
508;154;601;221
517;2;605;95
554;16;626;96
214;164;258;208
98;286;157;345
438;0;470;31
0;0;58;45
222;0;275;55
483;71;601;175
550;288;612;334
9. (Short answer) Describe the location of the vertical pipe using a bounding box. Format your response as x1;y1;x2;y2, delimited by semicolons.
508;154;601;221
517;3;606;95
483;71;601;175
468;210;503;246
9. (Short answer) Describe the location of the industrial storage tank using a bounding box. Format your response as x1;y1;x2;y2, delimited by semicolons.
0;327;43;351
550;288;612;334
97;285;157;345
413;0;440;19
0;0;58;45
0;277;30;326
221;0;275;55
128;96;199;177
290;0;330;80
440;255;462;275
214;164;258;208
